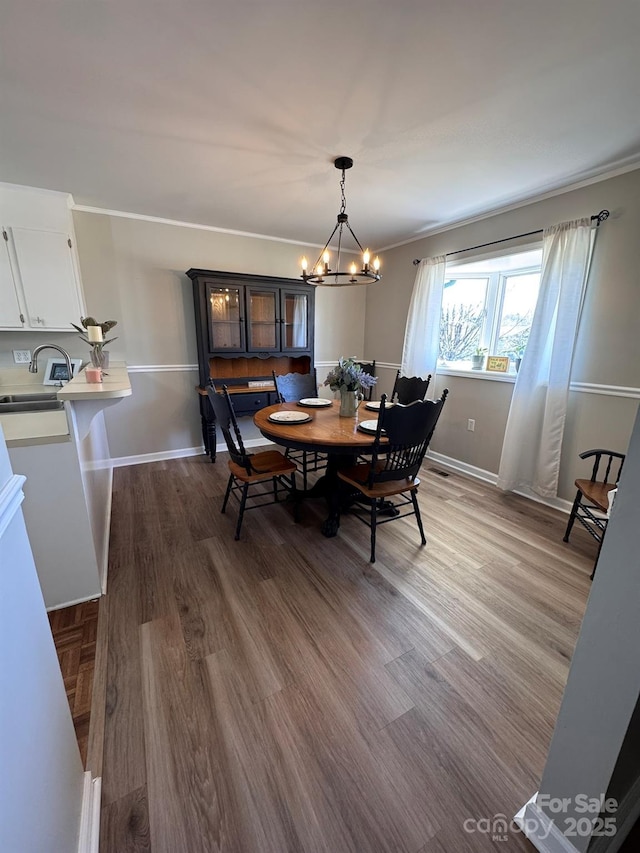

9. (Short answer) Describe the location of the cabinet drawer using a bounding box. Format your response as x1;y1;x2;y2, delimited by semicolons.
232;392;271;416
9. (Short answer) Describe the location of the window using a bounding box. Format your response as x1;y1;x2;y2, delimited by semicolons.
438;248;542;372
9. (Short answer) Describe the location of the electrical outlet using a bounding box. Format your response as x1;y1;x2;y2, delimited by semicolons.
13;349;31;364
467;418;475;432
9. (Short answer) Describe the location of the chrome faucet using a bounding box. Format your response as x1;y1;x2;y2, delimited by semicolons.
29;344;75;384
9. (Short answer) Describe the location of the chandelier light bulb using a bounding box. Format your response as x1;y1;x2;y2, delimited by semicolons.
301;256;308;272
373;256;380;272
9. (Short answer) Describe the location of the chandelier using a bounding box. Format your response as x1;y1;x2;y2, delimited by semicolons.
300;157;381;286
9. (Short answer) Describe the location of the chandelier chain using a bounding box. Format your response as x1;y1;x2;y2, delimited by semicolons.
339;169;347;216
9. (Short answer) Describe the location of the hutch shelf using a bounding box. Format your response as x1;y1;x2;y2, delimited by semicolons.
187;269;315;460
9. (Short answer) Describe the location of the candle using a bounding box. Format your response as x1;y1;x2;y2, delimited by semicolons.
87;325;103;343
85;366;102;383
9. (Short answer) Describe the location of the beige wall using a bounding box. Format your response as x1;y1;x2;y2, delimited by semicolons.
64;213;366;458
365;169;640;501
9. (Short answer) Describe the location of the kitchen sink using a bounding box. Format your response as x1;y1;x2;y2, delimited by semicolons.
0;395;65;413
0;393;60;403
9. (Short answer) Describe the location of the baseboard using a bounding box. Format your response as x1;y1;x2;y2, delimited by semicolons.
46;594;102;613
426;449;497;485
426;450;573;514
111;445;204;467
514;794;581;853
77;772;101;853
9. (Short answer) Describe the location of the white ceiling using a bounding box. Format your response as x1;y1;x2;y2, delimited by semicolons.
2;1;640;249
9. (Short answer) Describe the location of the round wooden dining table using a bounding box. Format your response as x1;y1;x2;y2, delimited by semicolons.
254;400;382;536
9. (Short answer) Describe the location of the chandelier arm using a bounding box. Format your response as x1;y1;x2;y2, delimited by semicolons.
311;221;341;270
343;220;366;256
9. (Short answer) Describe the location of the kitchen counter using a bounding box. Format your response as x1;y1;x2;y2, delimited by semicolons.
2;363;132;608
0;363;131;445
58;363;132;401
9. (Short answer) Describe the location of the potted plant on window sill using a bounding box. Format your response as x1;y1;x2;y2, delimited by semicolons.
512;344;525;373
471;347;487;371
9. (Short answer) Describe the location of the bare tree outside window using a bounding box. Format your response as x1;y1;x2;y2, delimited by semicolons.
439;303;485;362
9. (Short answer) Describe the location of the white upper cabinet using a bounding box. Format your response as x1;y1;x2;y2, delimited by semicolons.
0;184;86;332
7;227;83;329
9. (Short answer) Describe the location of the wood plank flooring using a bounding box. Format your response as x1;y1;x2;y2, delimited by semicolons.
99;454;596;852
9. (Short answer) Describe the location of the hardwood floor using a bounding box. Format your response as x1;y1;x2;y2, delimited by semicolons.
48;598;99;766
99;454;596;852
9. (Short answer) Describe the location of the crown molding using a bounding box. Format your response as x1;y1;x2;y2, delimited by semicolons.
71;204;323;249
380;156;640;252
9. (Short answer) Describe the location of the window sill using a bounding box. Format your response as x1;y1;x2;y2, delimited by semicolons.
437;367;517;383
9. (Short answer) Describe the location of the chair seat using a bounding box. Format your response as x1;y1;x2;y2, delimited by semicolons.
229;450;297;483
575;479;617;513
338;463;421;499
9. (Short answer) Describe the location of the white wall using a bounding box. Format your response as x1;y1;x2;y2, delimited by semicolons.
0;427;85;853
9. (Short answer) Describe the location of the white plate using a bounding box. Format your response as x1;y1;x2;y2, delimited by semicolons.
268;410;312;424
297;398;332;407
357;419;385;435
365;400;395;411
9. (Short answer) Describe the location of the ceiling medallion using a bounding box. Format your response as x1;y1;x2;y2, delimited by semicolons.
300;157;381;286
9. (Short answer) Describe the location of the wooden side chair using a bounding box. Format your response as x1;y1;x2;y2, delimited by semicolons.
272;370;327;489
391;370;432;404
356;360;377;400
563;448;625;579
337;390;448;563
207;385;297;540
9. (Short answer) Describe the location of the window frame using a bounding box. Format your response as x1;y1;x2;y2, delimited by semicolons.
438;253;542;375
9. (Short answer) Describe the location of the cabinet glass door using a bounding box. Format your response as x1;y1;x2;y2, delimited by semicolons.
206;285;245;352
247;288;279;352
281;290;309;351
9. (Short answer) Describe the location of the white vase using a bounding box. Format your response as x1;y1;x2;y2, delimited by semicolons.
339;390;358;417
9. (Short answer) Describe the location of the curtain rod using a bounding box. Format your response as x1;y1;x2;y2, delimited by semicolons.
412;209;610;265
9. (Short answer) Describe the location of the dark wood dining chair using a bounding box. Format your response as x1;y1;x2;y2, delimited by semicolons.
272;370;326;489
563;448;625;579
355;360;377;401
337;390;448;563
272;370;318;403
207;385;297;540
391;370;432;404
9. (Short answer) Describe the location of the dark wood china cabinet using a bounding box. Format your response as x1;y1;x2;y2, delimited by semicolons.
187;269;315;460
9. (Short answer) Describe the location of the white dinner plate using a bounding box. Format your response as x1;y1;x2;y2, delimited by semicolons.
365;400;395;411
268;410;312;424
357;419;385;435
297;398;332;408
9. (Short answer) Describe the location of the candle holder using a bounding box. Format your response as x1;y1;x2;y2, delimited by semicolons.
90;345;109;369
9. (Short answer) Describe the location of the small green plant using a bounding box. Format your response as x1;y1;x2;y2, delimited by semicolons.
474;346;487;355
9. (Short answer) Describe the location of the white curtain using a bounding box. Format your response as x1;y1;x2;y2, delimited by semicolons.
401;255;446;379
292;294;307;348
497;219;596;498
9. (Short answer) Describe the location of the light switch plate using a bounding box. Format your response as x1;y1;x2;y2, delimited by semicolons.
13;349;31;364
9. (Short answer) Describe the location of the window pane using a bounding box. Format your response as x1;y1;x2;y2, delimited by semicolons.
495;273;540;357
439;278;488;362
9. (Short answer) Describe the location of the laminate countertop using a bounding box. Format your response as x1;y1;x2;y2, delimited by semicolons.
0;364;131;444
